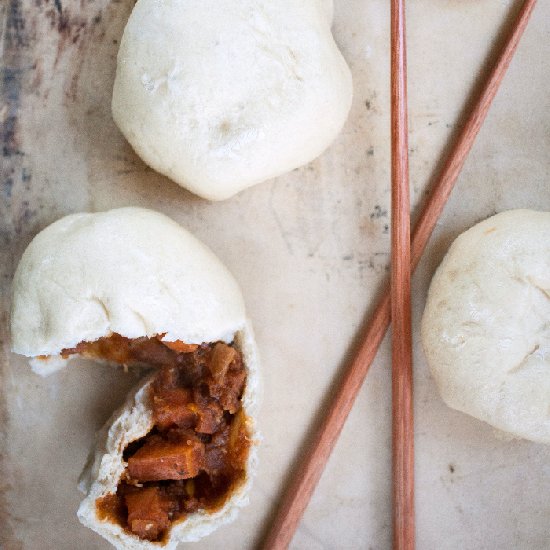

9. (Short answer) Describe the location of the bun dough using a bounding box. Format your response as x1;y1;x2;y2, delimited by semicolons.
78;326;260;550
112;0;352;200
422;210;550;443
11;207;246;360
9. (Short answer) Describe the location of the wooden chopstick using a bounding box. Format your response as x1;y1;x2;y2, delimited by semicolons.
262;1;537;548
390;0;414;548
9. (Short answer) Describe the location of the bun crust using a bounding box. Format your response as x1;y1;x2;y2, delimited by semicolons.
422;210;550;443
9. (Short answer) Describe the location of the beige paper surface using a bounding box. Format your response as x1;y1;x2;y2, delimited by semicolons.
1;1;549;549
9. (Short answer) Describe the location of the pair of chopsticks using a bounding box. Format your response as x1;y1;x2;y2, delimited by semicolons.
263;1;537;548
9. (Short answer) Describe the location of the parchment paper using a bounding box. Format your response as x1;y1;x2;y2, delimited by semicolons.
1;1;549;549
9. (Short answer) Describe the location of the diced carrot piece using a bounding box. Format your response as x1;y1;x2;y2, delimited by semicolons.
152;387;196;430
125;487;171;540
161;339;199;353
128;438;205;481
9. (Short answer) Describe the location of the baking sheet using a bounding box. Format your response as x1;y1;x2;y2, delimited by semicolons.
1;1;550;548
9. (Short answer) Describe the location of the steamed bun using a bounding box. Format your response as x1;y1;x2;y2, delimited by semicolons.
112;0;352;200
421;210;550;443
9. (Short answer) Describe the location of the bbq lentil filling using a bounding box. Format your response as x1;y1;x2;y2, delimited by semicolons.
62;334;251;542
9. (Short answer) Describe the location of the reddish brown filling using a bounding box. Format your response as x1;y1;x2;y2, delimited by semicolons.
64;335;251;542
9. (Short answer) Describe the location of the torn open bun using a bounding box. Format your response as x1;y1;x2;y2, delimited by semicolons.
77;328;259;549
10;207;260;547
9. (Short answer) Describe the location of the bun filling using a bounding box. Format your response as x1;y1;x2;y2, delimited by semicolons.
62;335;251;542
